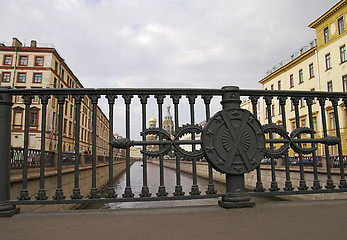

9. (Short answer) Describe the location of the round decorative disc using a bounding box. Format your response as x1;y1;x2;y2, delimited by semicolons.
202;108;265;174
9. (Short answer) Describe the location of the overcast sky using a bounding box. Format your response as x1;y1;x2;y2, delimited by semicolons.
0;0;341;139
1;0;340;89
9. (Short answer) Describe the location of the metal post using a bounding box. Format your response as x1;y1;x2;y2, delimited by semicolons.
0;87;20;216
218;86;255;208
202;94;217;195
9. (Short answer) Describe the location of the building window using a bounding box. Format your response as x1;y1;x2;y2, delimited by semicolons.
32;95;40;104
290;101;295;111
69;121;72;136
327;81;333;92
19;56;28;66
309;63;314;78
29;111;39;127
70;104;73;118
13;108;24;130
17;73;26;83
65;103;69;116
291;121;296;131
301;118;306;127
312;116;317;131
299;69;303;84
1;72;11;82
324;26;329;43
33;73;42;83
343;75;347;92
35;56;43;66
278;80;281;90
338;16;344;35
310;88;316;104
64;119;67;134
300;98;306;108
4;55;12;65
271;84;274;90
325;53;331;70
329;112;335;130
290;74;294;88
271;104;275;117
16;95;24;103
340;45;346;63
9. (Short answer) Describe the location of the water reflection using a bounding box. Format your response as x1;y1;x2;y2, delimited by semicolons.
102;161;225;209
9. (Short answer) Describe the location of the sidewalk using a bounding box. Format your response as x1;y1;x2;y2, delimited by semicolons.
1;199;346;240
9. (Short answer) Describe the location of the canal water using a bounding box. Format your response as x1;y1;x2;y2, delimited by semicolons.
85;161;284;210
86;161;225;210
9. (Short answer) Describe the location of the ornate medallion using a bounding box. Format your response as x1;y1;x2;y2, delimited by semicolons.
202;109;265;175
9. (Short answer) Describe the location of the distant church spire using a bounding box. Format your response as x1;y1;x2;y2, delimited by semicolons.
163;104;174;134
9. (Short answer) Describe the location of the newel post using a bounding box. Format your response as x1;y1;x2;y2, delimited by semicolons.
0;87;19;216
219;86;255;208
202;86;265;208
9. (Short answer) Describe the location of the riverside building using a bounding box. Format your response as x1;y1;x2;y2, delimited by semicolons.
0;38;109;156
259;0;347;157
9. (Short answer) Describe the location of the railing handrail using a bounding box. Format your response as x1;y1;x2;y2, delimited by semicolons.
6;87;347;98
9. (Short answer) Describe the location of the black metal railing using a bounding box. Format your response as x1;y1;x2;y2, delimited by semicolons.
1;86;347;216
10;148;54;169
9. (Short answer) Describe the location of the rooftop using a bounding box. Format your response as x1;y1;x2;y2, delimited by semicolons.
0;37;54;48
263;39;317;79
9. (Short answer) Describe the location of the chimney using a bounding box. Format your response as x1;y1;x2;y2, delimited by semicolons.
12;37;22;47
30;40;37;48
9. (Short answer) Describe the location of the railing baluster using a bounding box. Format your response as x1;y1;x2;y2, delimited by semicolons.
105;95;118;198
53;95;66;200
122;94;134;198
264;96;279;191
171;94;185;196
18;95;33;200
292;97;308;190
330;97;347;188
0;87;19;216
305;97;322;190
202;94;217;194
88;95;101;198
36;95;50;200
318;97;335;189
71;95;83;199
278;96;294;191
187;94;200;195
155;94;168;197
250;96;266;192
139;94;151;197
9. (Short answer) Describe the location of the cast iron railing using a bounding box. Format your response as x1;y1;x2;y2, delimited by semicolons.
10;148;55;169
1;86;347;216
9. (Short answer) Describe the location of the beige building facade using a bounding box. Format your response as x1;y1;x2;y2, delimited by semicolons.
0;38;109;156
259;0;347;157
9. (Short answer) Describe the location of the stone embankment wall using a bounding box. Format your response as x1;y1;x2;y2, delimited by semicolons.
10;160;133;211
149;159;347;200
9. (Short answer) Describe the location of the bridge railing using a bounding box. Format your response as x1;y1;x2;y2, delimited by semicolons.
1;86;347;216
10;147;55;169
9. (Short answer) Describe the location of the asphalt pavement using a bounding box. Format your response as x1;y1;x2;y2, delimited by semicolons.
1;198;347;240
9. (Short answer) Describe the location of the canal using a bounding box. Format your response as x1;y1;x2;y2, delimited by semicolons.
85;161;286;210
85;161;225;210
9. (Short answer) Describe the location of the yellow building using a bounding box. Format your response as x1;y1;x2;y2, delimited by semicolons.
0;38;109;156
259;0;347;157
